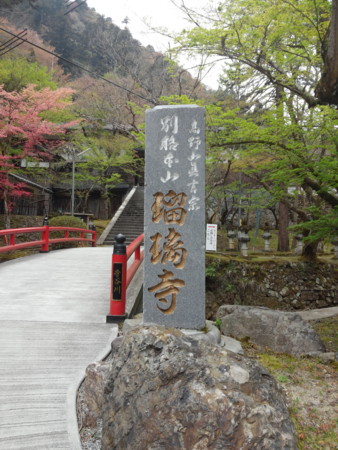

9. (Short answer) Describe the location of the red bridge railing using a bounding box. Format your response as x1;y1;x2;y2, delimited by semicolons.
0;226;96;253
107;233;144;322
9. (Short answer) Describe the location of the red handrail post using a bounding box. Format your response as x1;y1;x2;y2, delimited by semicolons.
106;234;127;323
40;226;50;253
9;233;15;246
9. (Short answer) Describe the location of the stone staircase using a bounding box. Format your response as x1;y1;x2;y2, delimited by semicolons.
103;187;144;246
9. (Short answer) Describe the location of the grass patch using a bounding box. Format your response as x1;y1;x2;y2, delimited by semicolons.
312;316;338;352
243;317;338;449
205;251;337;265
292;408;337;450
93;219;110;238
0;249;39;263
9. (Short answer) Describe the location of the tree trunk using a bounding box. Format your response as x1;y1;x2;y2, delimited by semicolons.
301;241;319;261
83;190;90;212
277;201;289;252
83;185;95;212
316;0;338;104
275;88;289;252
267;207;279;229
3;190;11;229
103;186;111;220
301;231;319;261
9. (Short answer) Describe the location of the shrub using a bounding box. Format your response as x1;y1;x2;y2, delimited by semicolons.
206;263;218;279
48;215;87;249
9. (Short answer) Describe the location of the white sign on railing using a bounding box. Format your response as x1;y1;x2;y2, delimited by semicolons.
206;224;217;251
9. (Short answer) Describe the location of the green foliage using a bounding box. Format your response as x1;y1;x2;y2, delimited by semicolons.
0;58;57;92
159;95;202;106
75;134;141;188
171;2;338;245
205;261;219;279
276;374;292;383
49;215;86;228
176;0;330;106
204;101;338;206
221;281;236;293
291;207;338;243
214;318;222;330
39;108;78;123
49;215;87;249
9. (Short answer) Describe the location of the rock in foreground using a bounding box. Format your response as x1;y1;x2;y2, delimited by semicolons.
102;326;297;449
217;305;326;357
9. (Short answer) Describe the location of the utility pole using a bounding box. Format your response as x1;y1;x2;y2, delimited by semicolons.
71;148;91;216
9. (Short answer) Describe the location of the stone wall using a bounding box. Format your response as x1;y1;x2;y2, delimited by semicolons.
206;259;338;319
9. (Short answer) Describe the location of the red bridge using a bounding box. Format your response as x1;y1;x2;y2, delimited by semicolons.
0;229;144;449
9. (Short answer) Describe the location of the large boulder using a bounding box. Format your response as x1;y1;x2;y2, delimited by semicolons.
102;326;297;449
217;305;326;356
80;361;112;428
79;337;123;428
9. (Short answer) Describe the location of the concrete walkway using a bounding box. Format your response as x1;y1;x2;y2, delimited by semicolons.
0;247;122;449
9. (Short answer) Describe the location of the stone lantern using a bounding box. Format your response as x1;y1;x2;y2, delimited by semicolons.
227;223;236;250
86;220;96;240
238;220;250;257
262;222;272;252
295;233;303;253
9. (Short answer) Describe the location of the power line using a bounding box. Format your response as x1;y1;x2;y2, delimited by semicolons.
0;39;25;57
0;29;27;56
0;27;158;105
64;0;87;16
0;29;26;50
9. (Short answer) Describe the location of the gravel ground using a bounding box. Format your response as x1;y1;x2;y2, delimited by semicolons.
79;419;102;450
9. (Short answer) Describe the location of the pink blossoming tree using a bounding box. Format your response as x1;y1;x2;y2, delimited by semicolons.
0;84;76;228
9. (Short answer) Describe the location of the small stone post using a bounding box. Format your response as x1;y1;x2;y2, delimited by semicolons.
262;222;272;252
143;105;205;329
86;220;93;241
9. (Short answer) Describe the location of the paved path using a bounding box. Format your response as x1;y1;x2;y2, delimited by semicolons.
0;247;121;449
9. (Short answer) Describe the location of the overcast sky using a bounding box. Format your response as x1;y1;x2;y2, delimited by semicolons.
86;0;202;49
85;0;222;89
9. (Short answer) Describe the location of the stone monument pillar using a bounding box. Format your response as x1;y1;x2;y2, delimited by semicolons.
143;105;205;329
